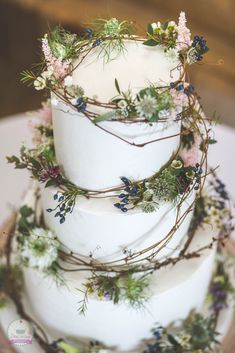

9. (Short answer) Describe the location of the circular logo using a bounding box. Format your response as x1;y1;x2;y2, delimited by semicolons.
7;319;33;346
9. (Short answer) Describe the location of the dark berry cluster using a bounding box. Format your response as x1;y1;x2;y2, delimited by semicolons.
92;38;102;47
170;82;194;96
75;97;87;112
214;178;229;201
84;28;94;39
143;328;162;353
192;163;203;191
192;35;209;61
209;280;228;312
114;177;139;212
46;192;76;224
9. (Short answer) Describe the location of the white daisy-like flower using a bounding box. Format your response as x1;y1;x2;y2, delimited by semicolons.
21;228;60;271
136;94;158;119
64;75;73;86
165;48;179;62
34;76;46;91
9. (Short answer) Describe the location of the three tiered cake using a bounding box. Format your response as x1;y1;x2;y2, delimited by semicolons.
1;13;234;353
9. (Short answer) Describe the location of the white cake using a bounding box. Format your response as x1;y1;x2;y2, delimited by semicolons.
1;14;234;353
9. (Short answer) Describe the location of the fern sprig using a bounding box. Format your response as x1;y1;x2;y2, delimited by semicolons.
20;70;36;86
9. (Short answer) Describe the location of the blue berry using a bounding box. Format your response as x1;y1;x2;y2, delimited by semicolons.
46;208;53;213
177;84;184;91
121;176;130;185
53;194;58;200
92;39;102;47
114;203;122;209
121;207;128;212
77;102;87;112
118;193;126;199
60;217;65;224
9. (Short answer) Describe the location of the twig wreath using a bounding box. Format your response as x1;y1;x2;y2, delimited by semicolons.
20;14;210;147
0;222;234;353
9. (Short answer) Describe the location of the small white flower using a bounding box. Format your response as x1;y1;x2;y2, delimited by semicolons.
34;76;46;91
166;48;179;62
70;98;77;105
51;97;59;106
117;100;128;110
158;109;170;119
64;75;73;86
168;20;177;28
151;22;161;31
136;94;158;119
21;228;60;271
42;70;53;79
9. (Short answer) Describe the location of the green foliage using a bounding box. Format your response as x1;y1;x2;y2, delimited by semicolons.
144;21;178;49
79;272;150;314
93;111;118;124
7;142;55;179
151;169;179;203
91;18;134;62
146;313;219;353
17;205;36;236
20;70;36;86
185;314;219;351
92;18;134;37
58;341;81;353
48;26;78;60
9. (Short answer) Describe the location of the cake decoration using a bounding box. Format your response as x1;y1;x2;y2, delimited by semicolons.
1;11;234;353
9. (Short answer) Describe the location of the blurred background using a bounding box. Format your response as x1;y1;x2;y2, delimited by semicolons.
0;0;234;126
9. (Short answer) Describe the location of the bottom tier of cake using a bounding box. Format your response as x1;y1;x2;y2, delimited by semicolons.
0;279;233;353
21;227;215;351
1;227;227;351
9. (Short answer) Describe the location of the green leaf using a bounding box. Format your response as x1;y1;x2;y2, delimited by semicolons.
20;206;33;218
15;164;28;169
167;334;181;347
208;138;217;145
162;20;169;30
115;78;121;94
58;341;81;353
143;39;158;47
148;112;160;122
93;111;116;124
6;155;20;164
28;157;41;169
147;23;154;35
45;179;58;188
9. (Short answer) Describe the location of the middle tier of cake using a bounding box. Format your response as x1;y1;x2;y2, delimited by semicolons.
41;186;195;261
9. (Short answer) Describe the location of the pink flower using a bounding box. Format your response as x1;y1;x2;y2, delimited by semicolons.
182;134;201;167
42;35;69;79
28;101;52;145
34;101;52;126
176;12;192;51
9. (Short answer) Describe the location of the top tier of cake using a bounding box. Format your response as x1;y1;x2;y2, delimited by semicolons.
52;41;182;190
